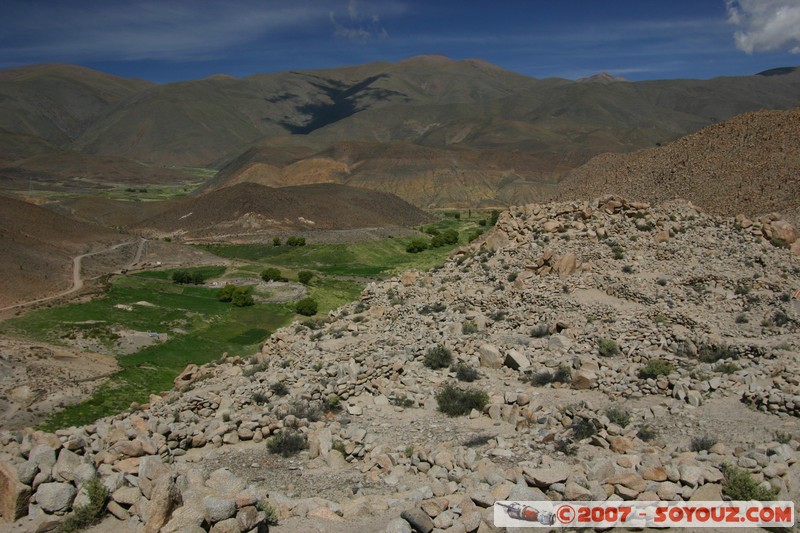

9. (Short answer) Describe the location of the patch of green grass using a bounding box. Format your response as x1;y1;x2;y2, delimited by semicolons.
134;265;226;281
198;218;478;278
0;275;294;430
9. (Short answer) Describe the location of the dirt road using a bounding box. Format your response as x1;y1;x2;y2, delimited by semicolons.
0;238;147;313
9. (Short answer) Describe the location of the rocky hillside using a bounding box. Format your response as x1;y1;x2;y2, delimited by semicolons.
555;108;800;226
1;197;800;532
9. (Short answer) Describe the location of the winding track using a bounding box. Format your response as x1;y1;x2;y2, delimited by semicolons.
0;238;147;312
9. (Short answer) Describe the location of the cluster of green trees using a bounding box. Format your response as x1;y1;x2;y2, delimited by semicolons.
172;270;206;285
261;268;287;282
406;227;460;254
217;284;254;307
272;236;306;246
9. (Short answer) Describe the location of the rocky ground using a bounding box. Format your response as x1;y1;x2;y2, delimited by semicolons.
1;196;800;532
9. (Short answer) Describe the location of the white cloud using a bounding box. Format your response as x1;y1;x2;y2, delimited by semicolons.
2;1;339;62
726;0;800;54
330;0;393;43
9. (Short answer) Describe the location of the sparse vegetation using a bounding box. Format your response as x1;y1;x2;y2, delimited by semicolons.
572;417;598;440
637;425;657;441
721;464;777;500
267;429;307;457
638;359;674;379
715;361;740;374
270;382;289;396
462;320;478;334
452;362;479;382
605;406;630;427
424;344;453;369
597;337;620;357
58;477;108;532
690;435;717;452
435;383;489;417
698;343;737;363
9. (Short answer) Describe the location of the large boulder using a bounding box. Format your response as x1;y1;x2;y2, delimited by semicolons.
1;461;31;521
36;482;77;514
478;344;503;369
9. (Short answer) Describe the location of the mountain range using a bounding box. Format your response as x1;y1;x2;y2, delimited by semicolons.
2;58;800;207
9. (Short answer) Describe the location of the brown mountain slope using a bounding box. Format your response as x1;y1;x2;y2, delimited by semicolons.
0;64;153;144
0;195;122;306
554;108;800;224
133;182;432;240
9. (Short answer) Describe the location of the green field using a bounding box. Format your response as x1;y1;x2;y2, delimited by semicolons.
0;272;297;429
200;215;482;277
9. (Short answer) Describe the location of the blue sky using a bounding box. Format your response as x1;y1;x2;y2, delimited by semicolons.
2;0;800;82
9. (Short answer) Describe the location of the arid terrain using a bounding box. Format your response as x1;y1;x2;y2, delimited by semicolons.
1;195;799;532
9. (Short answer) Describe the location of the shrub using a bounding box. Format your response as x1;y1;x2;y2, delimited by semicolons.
774;431;793;444
530;324;550;338
507;272;518;282
258;501;279;525
424;345;453;369
698;344;737;363
637;425;657;441
272;237;281;246
553;364;572;384
295;298;318;316
597;338;620;357
58;477;108;532
287;399;322;422
325;395;341;412
462;320;478;334
390;396;415;408
530;370;554;386
769;237;789;249
267;429;306;457
606;407;631;427
270;382;289;396
261;268;284;282
231;287;254;307
690;435;717;452
721;464;777;501
463;434;493;447
572;417;598;440
638;359;674;379
436;383;489;417
286;236;306;246
252;392;269;405
406;239;429;253
715;361;740;374
735;313;749;324
489;209;500;226
217;283;237;302
622;265;634;274
297;271;314;284
734;285;750;295
452;363;479;382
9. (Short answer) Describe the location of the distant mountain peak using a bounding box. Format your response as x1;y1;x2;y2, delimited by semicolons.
398;54;454;66
577;72;628;83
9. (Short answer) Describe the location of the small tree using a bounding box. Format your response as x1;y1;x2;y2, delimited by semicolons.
273;237;281;246
172;269;191;284
217;284;237;302
295;297;318;316
406;239;429;253
297;271;314;284
286;236;306;246
232;287;254;307
261;268;284;282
